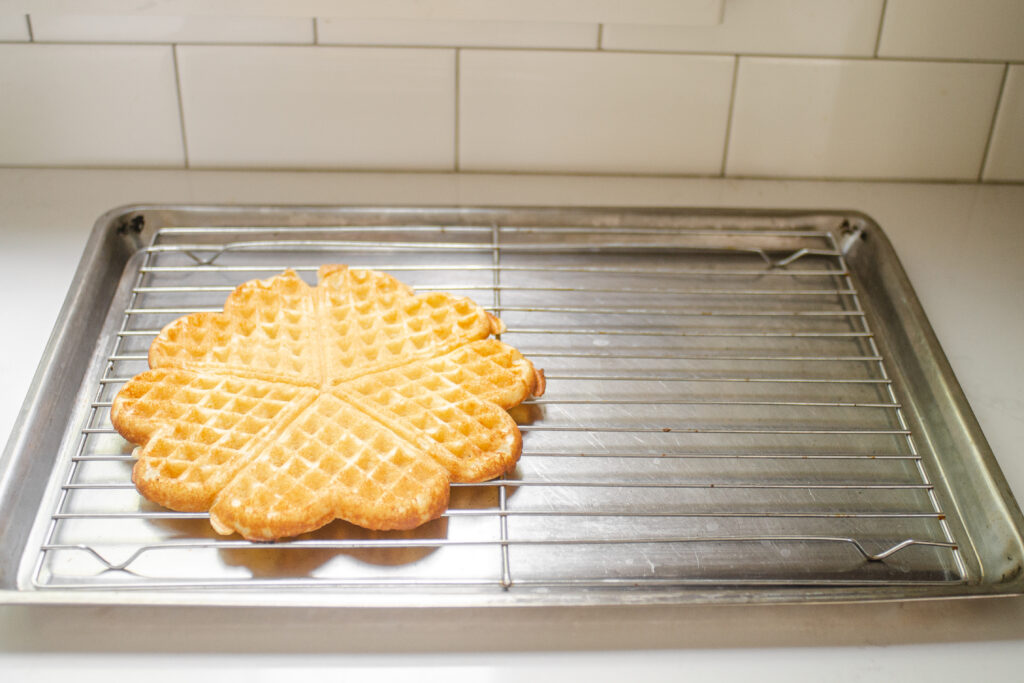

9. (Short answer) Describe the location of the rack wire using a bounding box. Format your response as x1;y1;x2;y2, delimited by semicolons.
29;220;966;592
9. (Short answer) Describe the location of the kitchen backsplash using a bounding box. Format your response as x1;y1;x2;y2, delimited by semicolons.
1;0;1022;182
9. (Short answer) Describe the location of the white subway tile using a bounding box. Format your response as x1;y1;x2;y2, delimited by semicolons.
459;50;734;174
983;67;1024;182
317;18;597;49
0;15;29;41
30;14;314;44
603;0;883;57
178;46;455;170
878;0;1024;61
726;58;1004;181
0;44;183;167
316;0;722;25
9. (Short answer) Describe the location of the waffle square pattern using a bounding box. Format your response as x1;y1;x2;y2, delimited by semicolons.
111;265;545;541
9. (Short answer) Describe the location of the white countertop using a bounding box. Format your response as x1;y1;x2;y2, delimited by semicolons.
1;169;1022;680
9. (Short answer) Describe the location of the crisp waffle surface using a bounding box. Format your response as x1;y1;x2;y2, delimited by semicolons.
111;265;545;541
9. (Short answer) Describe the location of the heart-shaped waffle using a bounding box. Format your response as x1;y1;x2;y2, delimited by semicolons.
111;266;544;541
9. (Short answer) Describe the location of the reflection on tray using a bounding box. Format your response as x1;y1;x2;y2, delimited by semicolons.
218;518;450;577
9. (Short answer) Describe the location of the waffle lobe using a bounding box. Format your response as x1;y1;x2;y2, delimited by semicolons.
110;265;545;541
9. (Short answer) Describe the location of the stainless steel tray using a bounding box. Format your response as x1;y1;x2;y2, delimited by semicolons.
2;205;1022;607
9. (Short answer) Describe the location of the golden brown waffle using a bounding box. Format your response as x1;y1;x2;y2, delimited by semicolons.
111;265;544;541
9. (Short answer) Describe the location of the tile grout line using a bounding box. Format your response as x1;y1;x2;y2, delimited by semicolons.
6;37;1022;66
25;14;33;42
3;162;1022;185
453;49;461;172
171;45;191;169
597;24;604;50
719;55;741;177
312;18;318;45
977;63;1011;182
874;0;888;57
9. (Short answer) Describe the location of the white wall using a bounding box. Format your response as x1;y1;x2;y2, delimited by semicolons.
1;0;1022;181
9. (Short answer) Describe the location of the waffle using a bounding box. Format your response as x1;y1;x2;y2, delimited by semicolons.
111;265;544;541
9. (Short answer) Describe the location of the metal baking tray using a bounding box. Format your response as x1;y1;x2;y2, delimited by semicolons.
2;205;1022;607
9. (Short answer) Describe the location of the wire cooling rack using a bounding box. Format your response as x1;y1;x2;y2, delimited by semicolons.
27;219;966;593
